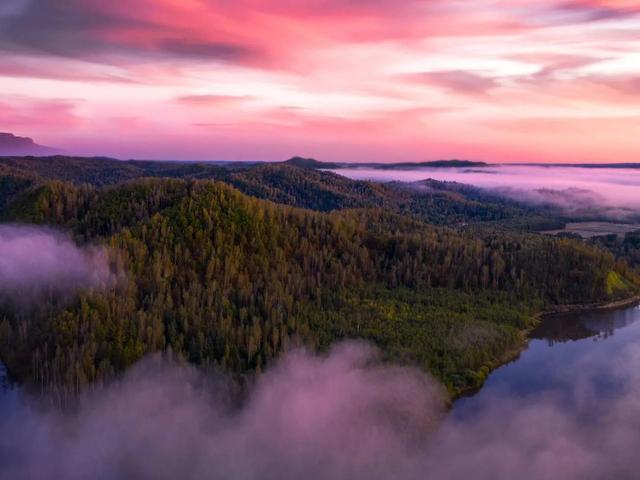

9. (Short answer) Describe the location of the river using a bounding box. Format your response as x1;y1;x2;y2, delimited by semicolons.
453;303;640;419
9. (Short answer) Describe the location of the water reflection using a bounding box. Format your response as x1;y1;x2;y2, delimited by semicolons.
453;304;640;420
0;364;9;391
0;362;18;411
532;306;640;345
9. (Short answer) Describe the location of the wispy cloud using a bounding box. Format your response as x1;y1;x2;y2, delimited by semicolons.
406;70;500;96
175;94;255;106
0;0;638;161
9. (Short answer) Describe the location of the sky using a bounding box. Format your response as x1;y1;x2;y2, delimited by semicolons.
0;0;639;162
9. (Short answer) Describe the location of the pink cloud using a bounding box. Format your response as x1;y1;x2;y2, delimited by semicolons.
0;0;638;161
405;71;500;96
0;97;81;130
176;94;255;106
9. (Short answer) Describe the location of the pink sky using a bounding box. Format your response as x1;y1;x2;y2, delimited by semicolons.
0;0;639;162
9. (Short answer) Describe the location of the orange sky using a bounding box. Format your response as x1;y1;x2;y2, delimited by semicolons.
0;0;639;162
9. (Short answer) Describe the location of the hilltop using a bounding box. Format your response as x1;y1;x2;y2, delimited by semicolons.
282;157;488;170
0;133;56;156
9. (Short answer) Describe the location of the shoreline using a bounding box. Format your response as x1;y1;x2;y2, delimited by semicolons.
536;294;640;318
451;292;640;402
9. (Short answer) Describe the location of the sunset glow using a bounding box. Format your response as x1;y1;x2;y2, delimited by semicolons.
1;0;639;162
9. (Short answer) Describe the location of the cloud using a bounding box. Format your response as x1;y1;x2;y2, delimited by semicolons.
491;185;640;219
555;0;640;22
0;97;81;130
176;94;255;106
0;342;445;480
589;75;640;96
0;56;137;83
423;339;640;480
334;165;640;220
0;0;263;64
155;39;261;62
0;0;639;162
0;0;141;57
0;0;29;17
6;336;640;479
521;54;609;80
407;70;500;96
0;225;115;305
0;0;564;66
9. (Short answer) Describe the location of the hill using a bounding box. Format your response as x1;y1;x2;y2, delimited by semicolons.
375;160;488;169
0;158;637;400
280;157;489;170
283;156;342;169
0;133;56;156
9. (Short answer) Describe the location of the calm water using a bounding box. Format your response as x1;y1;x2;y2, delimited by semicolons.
0;363;17;412
454;303;640;420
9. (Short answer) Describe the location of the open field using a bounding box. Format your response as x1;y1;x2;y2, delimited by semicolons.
542;222;640;238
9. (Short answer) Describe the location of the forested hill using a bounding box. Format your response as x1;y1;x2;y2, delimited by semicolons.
0;155;553;228
0;159;637;401
0;155;228;186
282;156;488;169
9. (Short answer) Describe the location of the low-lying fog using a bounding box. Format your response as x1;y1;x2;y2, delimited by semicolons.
0;225;115;307
4;317;640;480
332;165;640;220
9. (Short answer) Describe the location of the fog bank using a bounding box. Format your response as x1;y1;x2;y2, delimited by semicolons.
5;338;640;479
334;165;640;219
0;343;445;480
0;224;114;304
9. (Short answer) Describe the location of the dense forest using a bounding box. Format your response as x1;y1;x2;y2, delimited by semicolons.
591;231;640;271
0;156;638;403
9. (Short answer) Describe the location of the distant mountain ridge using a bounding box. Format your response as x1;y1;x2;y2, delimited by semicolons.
549;163;640;169
284;156;343;169
375;159;488;169
283;156;488;170
283;157;640;170
0;133;56;156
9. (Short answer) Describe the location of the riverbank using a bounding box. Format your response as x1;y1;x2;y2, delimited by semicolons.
452;292;640;402
537;294;640;318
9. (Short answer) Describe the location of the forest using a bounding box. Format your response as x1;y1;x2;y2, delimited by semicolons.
0;156;638;402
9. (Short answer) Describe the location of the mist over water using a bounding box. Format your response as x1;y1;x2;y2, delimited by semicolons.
440;305;640;480
333;165;640;219
2;306;640;479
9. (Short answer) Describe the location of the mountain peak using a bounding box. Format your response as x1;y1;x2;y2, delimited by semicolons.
0;132;56;156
